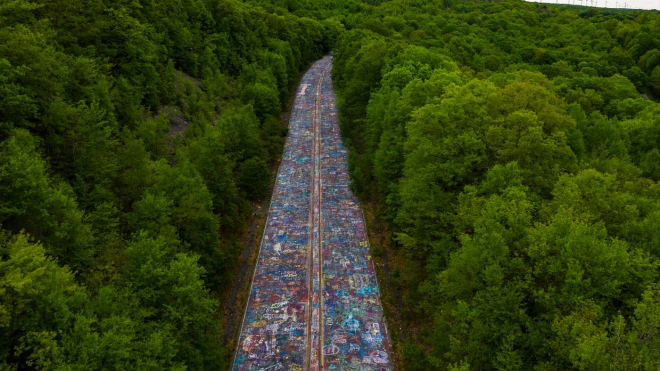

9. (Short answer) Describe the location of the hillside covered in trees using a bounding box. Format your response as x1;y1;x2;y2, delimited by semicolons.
0;0;337;368
319;0;660;369
2;0;660;369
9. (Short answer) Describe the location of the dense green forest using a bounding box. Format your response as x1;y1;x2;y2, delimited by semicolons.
0;0;337;368
321;0;660;369
3;0;660;369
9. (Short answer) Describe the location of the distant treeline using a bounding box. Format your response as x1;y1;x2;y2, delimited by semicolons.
0;0;339;369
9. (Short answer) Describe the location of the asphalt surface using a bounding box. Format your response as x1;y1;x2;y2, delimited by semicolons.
232;56;393;371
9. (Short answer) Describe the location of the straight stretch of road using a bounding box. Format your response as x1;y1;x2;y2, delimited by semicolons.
232;56;393;371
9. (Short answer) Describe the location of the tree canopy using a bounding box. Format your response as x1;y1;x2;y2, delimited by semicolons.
3;0;660;369
0;0;334;368
316;0;660;369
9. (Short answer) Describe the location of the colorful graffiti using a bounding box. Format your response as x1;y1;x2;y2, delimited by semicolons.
233;56;393;371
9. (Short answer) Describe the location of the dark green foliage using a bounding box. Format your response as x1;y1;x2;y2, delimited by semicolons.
238;157;271;200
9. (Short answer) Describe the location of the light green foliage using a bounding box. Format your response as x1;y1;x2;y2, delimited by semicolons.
123;233;216;331
150;161;219;256
0;234;220;369
180;129;240;227
0;235;84;346
0;130;93;269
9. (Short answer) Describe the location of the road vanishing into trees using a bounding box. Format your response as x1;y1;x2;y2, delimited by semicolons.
232;56;394;371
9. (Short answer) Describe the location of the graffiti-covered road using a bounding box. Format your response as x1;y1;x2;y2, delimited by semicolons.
232;56;393;371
